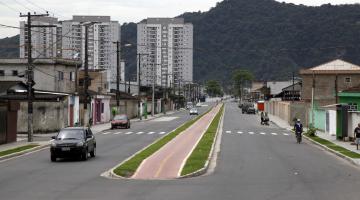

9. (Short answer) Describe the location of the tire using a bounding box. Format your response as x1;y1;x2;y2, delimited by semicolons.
90;147;96;157
81;149;88;161
127;123;130;129
51;154;56;162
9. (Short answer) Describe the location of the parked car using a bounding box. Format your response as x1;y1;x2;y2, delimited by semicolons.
242;103;256;114
189;108;199;115
50;127;96;162
111;114;130;129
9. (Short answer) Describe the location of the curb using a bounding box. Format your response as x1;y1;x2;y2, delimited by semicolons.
270;118;360;167
178;104;225;179
0;143;50;162
302;135;360;166
101;107;213;180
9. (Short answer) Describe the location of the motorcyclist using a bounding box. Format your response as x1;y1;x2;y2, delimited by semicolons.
294;119;303;143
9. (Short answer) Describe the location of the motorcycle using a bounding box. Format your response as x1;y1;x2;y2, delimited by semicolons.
296;131;302;144
261;116;270;126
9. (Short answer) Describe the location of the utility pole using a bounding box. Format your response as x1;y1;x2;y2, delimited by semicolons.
292;71;295;102
114;41;121;111
311;72;315;126
137;53;148;120
335;74;338;104
20;11;51;142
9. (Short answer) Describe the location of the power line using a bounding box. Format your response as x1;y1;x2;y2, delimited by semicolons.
0;0;20;12
13;0;35;12
23;0;67;19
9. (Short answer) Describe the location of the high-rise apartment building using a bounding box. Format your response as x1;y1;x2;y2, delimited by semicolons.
20;16;61;59
137;18;193;88
62;16;120;91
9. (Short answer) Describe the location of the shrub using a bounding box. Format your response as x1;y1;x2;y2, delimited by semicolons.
306;123;317;137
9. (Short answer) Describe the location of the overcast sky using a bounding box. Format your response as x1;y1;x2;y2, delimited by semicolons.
0;0;360;38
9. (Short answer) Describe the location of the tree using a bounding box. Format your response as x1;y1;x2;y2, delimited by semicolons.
205;80;223;97
232;69;254;99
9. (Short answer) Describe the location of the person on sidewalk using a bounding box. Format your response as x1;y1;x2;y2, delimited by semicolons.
353;123;360;150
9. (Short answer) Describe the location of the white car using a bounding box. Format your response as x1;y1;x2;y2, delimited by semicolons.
189;108;199;115
196;102;202;107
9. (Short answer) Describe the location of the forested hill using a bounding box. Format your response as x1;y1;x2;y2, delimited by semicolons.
0;35;19;58
3;0;360;83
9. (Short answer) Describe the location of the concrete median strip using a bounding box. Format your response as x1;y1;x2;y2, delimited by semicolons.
104;106;213;179
180;105;224;178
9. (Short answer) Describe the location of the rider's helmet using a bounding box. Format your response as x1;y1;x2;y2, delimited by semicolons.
297;119;301;122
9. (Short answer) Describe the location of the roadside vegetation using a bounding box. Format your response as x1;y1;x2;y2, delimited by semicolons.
181;105;224;176
113;107;212;177
304;132;360;159
0;144;39;158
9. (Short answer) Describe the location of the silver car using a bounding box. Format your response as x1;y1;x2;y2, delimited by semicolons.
189;108;199;115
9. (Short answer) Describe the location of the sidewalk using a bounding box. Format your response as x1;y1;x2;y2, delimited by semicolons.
268;113;360;165
1;110;181;159
133;105;221;180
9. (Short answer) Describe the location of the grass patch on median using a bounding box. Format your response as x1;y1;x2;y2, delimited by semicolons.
305;134;360;159
181;105;224;176
113;107;213;177
0;144;39;157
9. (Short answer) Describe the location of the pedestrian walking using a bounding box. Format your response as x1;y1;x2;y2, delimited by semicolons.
354;123;360;150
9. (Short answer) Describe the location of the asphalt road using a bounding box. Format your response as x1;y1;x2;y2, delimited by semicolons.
1;102;360;200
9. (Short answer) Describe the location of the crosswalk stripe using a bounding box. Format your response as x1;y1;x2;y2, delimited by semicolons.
125;132;133;135
226;131;231;134
114;132;122;135
260;132;266;135
148;132;155;134
283;133;289;136
248;132;254;134
271;133;278;135
159;132;166;135
237;131;243;134
136;132;144;135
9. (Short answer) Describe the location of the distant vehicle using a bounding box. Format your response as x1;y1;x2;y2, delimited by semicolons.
189;108;199;115
50;127;96;162
196;102;202;107
186;102;193;109
111;114;130;129
242;103;256;114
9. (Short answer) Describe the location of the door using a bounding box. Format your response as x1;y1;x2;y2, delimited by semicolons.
95;100;101;123
0;106;7;144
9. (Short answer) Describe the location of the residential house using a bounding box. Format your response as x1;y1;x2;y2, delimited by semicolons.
0;58;79;133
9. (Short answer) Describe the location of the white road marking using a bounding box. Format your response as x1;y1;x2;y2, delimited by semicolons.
153;117;179;122
159;132;166;135
237;131;243;134
283;133;289;136
125;132;133;135
248;132;254;134
260;132;266;135
136;132;144;135
148;132;155;134
102;132;110;135
114;132;122;135
226;131;231;134
271;133;278;135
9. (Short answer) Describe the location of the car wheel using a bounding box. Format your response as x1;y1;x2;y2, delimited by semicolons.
90;147;96;157
51;154;56;162
81;149;88;161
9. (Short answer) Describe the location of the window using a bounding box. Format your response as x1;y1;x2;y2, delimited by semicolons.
70;72;75;81
12;70;18;76
58;71;64;81
0;70;4;76
101;103;104;113
345;77;351;83
349;103;358;111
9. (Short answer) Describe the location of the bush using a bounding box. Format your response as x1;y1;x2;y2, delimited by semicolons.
306;124;317;137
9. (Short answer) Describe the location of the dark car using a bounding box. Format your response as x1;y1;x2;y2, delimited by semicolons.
242;104;256;114
111;114;130;129
50;127;96;162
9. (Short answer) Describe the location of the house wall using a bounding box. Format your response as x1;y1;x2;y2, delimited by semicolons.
309;109;326;131
347;112;360;138
110;100;139;119
301;74;360;106
17;100;69;133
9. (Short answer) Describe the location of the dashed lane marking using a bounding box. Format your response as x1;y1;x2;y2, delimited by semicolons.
148;132;155;134
237;131;243;134
159;132;166;135
114;132;122;135
271;133;278;135
283;133;289;136
260;132;266;135
226;131;232;134
248;132;254;134
125;132;133;135
102;132;110;135
136;132;144;135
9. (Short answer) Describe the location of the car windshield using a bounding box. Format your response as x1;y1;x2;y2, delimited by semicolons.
56;129;84;140
114;115;127;120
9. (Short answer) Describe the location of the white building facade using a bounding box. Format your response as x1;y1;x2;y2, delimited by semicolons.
137;18;193;88
62;16;120;91
20;16;61;59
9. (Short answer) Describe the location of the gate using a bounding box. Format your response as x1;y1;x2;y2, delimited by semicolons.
0;106;7;144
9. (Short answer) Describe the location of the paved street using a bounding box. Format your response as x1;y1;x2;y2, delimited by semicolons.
1;102;360;200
